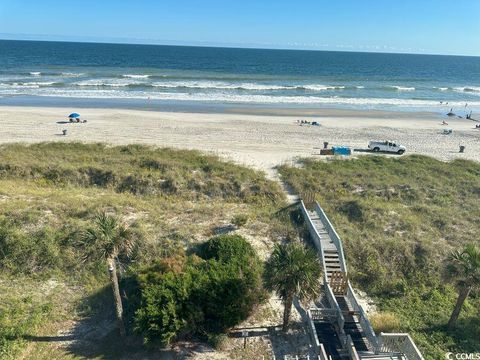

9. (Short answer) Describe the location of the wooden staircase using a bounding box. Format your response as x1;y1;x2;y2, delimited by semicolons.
324;249;342;280
335;296;371;352
302;201;423;360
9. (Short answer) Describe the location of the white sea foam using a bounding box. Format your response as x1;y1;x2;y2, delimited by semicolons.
17;87;480;108
436;87;449;91
390;85;415;91
454;86;480;94
300;85;345;91
23;81;56;86
61;72;84;77
1;84;39;89
29;72;41;76
150;81;349;91
0;82;55;89
75;79;143;87
151;81;293;90
122;74;150;79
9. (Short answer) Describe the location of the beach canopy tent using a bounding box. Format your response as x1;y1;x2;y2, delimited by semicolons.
69;113;80;119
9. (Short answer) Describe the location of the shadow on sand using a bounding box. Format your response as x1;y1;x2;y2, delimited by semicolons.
17;283;178;359
229;298;316;359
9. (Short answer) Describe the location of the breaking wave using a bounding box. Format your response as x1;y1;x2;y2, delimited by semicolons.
122;74;150;79
388;85;415;91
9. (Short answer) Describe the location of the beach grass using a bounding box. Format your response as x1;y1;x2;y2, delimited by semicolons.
278;154;480;358
0;142;287;359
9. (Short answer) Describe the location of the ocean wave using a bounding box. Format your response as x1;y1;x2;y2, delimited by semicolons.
299;85;345;91
454;86;480;94
389;85;415;91
61;72;84;77
122;74;150;79
75;79;143;87
151;81;294;90
15;87;480;107
435;87;449;91
0;81;57;89
0;83;39;89
23;81;57;86
150;81;350;91
29;72;41;76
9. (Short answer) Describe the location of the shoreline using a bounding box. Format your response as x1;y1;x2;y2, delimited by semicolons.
0;105;478;177
0;95;459;118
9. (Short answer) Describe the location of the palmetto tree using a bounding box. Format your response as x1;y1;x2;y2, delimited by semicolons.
83;212;135;337
264;242;321;331
446;243;480;328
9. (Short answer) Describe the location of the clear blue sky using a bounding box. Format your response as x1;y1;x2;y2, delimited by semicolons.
0;0;479;56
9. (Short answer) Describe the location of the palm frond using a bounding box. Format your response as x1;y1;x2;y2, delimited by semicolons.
80;211;137;262
264;242;322;302
448;243;480;288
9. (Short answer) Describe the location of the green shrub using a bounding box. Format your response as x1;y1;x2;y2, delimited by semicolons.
231;214;248;227
198;234;256;263
134;235;264;345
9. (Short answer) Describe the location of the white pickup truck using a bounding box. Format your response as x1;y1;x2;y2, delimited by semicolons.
368;140;406;154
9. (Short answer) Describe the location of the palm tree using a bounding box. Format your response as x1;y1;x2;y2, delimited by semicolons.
264;242;321;331
446;243;480;328
83;212;135;337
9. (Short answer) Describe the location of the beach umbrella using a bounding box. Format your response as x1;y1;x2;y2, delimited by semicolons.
69;113;80;118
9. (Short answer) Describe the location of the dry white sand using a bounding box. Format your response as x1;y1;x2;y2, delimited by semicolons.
0;106;478;177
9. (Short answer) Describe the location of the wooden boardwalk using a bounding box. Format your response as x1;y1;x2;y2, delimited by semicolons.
301;201;424;360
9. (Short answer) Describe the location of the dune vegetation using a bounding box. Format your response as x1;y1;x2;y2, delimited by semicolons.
1;143;478;360
0;143;287;359
278;155;480;359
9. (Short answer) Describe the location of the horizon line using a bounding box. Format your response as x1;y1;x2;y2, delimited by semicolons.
1;34;479;58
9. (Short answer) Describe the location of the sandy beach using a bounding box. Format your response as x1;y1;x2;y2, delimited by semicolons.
0;106;478;176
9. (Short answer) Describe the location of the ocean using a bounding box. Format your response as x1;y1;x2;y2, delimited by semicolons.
1;40;480;113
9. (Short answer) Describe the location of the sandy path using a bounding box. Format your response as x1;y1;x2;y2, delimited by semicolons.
0;106;478;177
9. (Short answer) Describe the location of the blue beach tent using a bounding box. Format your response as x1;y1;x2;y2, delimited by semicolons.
69;113;80;119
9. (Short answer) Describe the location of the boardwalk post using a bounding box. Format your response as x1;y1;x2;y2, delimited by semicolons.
242;330;248;349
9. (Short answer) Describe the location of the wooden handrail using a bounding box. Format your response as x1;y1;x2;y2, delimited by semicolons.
301;201;424;360
378;333;424;360
314;202;347;273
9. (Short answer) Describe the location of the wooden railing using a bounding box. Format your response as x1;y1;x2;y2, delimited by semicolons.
377;333;424;360
309;308;338;321
306;309;330;360
346;335;360;360
346;283;378;350
324;275;345;332
313;203;347;272
318;344;329;360
301;201;423;359
306;309;321;353
300;201;326;269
